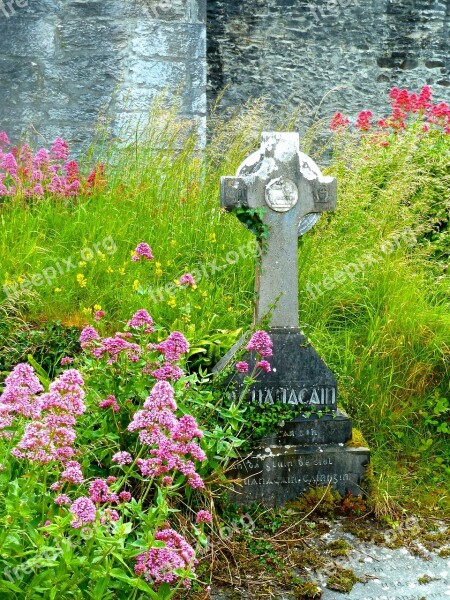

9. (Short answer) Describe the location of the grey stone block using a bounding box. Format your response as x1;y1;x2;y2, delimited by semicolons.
228;445;370;507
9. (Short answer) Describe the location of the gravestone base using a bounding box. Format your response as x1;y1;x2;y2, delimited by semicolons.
228;444;370;507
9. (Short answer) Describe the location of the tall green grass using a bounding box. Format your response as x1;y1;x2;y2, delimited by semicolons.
1;99;449;512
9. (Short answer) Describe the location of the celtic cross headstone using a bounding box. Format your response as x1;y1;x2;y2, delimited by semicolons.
215;132;370;506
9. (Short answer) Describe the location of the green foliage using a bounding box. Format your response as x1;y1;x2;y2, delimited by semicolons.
0;318;80;379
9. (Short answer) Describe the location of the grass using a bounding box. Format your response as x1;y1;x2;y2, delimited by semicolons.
1;96;449;515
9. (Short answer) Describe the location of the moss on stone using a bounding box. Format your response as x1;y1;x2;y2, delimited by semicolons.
325;539;353;557
326;568;360;593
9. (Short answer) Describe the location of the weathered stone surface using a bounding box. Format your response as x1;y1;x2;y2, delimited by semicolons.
228;445;370;506
207;0;450;123
257;409;352;447
0;0;206;153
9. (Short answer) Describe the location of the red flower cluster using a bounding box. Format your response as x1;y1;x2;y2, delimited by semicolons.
330;86;450;137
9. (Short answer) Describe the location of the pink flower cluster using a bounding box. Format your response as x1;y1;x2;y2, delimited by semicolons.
246;330;273;358
134;528;196;588
179;273;196;287
195;510;212;524
127;309;154;333
11;369;86;464
151;363;184;382
155;331;190;362
128;381;206;489
132;243;154;262
99;395;120;413
67;476;131;528
79;326;141;364
0;363;43;435
0;133;105;200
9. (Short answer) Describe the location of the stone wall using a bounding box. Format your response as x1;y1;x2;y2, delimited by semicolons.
207;0;450;122
2;0;450;151
0;0;206;151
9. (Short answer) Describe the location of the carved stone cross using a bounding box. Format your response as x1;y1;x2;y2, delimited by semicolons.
221;132;337;329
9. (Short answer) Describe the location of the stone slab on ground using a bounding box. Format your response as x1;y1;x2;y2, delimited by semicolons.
319;522;450;600
210;518;450;599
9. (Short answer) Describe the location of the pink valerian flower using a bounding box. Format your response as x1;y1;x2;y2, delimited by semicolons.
256;360;271;373
143;381;178;412
54;494;71;506
50;481;62;492
89;479;112;504
235;361;249;373
61;461;85;484
196;510;212;524
1;153;18;178
155;331;189;362
132;243;154;261
127;309;154;332
119;491;132;502
128;382;205;488
51;137;69;161
94;310;105;321
112;451;133;466
0;363;43;420
134;528;197;587
99;395;120;413
91;335;141;363
246;330;273;358
0;131;10;147
151;363;183;382
79;326;100;348
173;415;204;442
70;497;96;528
179;273;196;287
161;476;173;486
32;147;50;168
356;110;373;132
106;476;117;484
329;112;350;131
60;356;73;366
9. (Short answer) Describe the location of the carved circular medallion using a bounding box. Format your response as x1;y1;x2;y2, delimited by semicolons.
265;177;298;213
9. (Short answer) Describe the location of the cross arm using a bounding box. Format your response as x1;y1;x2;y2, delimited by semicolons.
220;177;249;211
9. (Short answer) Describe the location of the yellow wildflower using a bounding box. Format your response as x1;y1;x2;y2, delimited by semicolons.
94;304;102;311
133;279;140;292
156;268;163;277
98;252;106;262
168;297;177;308
82;307;92;315
166;260;172;267
174;279;180;286
76;273;87;288
118;267;126;276
78;261;86;267
209;233;216;243
54;288;62;293
194;305;202;310
17;276;24;283
107;266;114;274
